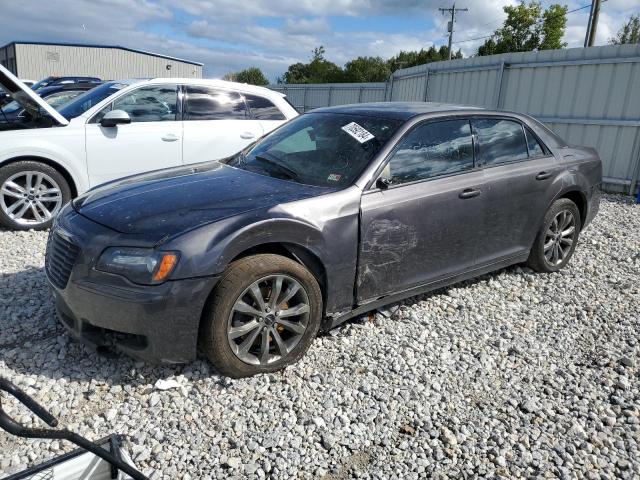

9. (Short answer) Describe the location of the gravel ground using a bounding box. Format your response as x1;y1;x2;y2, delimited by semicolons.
0;194;638;479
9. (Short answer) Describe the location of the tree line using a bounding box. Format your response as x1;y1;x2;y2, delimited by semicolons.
224;3;640;86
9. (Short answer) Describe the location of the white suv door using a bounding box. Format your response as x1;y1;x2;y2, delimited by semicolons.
182;86;263;164
85;84;183;186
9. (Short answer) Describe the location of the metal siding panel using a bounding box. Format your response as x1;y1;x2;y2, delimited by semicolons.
11;43;201;80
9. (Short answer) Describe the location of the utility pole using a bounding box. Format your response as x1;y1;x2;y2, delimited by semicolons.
584;0;602;47
439;3;468;60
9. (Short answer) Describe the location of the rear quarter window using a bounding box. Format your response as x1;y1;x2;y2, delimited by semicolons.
244;94;286;120
525;126;546;157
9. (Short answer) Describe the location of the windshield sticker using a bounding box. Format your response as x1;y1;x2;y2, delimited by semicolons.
342;122;375;143
327;173;342;182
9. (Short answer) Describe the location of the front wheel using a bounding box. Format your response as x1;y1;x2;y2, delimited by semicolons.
527;198;581;273
201;254;323;378
0;161;71;230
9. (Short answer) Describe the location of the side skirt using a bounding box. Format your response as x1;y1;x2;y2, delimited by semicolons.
326;251;529;330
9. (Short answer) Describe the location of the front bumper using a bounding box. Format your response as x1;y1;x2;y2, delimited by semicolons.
47;206;218;364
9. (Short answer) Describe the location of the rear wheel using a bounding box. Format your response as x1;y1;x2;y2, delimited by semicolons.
0;161;70;230
201;254;322;378
527;198;581;273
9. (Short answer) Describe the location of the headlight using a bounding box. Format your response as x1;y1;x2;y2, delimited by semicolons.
96;247;179;285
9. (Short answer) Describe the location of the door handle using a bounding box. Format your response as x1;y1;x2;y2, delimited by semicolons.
240;132;256;139
459;188;481;199
536;171;552;180
161;134;179;142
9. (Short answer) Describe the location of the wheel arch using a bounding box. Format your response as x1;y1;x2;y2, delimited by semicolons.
555;188;587;227
227;242;328;311
0;155;79;197
196;241;329;354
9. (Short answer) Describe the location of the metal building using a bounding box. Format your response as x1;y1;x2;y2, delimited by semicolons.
0;41;203;80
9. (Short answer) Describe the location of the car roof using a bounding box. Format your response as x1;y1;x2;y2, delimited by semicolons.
146;77;286;97
311;102;486;120
37;83;102;95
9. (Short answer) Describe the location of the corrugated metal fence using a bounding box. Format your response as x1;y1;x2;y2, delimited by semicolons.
271;82;388;113
270;45;640;193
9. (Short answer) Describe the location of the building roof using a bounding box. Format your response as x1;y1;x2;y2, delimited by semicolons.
2;41;203;66
311;101;484;120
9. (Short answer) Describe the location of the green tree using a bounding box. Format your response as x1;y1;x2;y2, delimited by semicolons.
344;56;391;82
478;1;568;56
223;67;270;86
281;63;309;83
539;4;569;50
280;44;464;84
609;15;640;45
282;46;346;83
387;46;461;72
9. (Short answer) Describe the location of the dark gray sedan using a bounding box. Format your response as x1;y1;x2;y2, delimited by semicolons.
46;102;601;377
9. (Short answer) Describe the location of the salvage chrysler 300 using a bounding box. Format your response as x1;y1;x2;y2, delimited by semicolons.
46;102;601;377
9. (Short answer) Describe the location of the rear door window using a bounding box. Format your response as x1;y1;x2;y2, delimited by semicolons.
473;118;529;166
385;119;474;185
244;94;286;120
185;86;247;120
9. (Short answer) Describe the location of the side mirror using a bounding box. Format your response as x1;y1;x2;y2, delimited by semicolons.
100;110;131;128
376;177;391;190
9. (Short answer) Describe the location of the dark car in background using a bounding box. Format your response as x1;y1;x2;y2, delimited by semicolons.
0;82;101;125
0;76;102;107
46;102;601;377
31;75;102;91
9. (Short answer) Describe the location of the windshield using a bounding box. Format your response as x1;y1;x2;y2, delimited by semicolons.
228;112;403;188
58;82;132;120
44;90;86;109
1;98;22;113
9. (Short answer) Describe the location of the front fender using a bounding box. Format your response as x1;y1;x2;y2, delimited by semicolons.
170;214;326;279
166;187;362;315
0;127;88;193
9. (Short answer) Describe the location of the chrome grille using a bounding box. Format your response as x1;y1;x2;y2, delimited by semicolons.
45;231;80;289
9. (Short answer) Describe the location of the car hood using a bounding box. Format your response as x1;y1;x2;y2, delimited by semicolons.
0;64;69;127
74;161;330;239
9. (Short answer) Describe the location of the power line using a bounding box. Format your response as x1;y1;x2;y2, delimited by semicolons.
451;1;602;45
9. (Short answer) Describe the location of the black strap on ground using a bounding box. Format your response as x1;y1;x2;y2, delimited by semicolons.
0;376;149;480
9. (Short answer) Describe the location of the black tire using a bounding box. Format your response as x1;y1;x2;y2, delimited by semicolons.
0;161;71;231
201;254;323;378
527;198;581;273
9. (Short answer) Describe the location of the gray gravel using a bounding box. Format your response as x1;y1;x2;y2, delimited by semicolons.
1;194;639;479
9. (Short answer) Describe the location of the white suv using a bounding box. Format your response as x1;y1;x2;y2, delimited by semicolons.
0;65;298;230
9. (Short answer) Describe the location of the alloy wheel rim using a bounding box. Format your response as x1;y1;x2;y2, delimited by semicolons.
227;274;310;366
544;209;576;266
0;171;62;226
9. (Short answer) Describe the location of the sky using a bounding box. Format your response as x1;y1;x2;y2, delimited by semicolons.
1;0;638;81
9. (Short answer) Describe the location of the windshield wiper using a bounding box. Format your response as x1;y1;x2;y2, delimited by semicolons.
254;154;300;181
